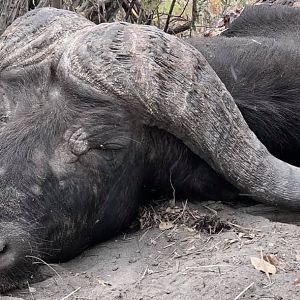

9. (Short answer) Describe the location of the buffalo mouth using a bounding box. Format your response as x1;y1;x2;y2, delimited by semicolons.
0;231;39;294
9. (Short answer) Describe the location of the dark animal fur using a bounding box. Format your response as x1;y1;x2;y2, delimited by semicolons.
0;4;300;292
188;4;300;166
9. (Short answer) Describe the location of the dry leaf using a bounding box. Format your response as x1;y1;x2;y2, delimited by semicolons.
294;278;300;286
166;207;175;213
185;245;196;251
263;255;279;267
166;207;181;214
239;232;255;239
28;287;36;293
96;278;112;286
159;221;174;231
225;238;239;245
250;257;277;274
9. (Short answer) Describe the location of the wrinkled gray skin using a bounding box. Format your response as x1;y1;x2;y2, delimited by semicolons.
0;6;299;293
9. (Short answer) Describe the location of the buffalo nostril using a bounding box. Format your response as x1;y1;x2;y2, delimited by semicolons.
0;239;17;271
0;240;8;254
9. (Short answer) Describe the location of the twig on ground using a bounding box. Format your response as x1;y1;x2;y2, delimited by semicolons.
26;255;62;279
233;282;254;300
139;265;149;282
139;227;150;241
60;287;81;300
173;200;188;222
169;169;176;207
186;264;232;269
226;221;261;233
203;205;218;215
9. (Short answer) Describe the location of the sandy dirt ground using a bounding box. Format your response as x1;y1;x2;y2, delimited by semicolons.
4;200;300;300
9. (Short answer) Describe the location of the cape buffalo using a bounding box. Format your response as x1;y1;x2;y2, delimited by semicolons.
0;4;299;293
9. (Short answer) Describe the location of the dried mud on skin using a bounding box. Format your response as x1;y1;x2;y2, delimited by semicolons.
6;201;300;300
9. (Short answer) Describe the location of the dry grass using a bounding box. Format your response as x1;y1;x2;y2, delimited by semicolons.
138;200;232;234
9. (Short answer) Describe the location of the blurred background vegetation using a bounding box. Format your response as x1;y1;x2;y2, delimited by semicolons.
1;0;255;36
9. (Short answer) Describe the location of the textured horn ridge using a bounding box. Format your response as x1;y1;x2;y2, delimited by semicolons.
58;21;300;207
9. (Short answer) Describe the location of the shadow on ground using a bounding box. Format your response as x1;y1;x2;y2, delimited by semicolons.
6;201;300;300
